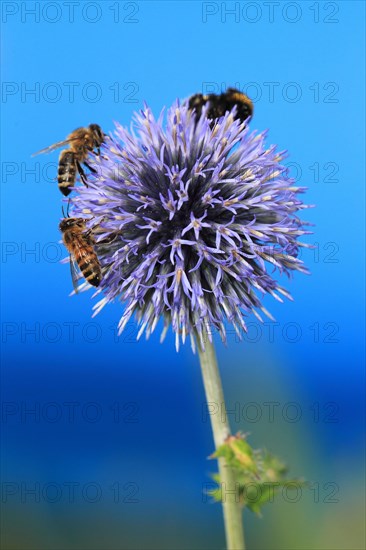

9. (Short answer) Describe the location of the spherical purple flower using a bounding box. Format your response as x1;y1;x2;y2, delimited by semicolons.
70;102;311;351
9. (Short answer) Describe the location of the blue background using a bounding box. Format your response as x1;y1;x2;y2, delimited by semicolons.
1;1;365;549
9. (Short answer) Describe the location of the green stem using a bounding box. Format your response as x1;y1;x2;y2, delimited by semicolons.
197;337;246;550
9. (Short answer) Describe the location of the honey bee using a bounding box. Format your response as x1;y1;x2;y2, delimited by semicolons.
188;88;253;125
60;217;102;290
33;124;105;196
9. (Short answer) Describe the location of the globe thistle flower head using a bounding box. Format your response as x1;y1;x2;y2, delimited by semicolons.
70;101;311;351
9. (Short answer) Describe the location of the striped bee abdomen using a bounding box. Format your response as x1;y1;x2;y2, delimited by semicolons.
77;251;102;287
58;150;77;196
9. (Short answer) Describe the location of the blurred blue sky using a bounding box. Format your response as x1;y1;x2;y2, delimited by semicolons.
1;1;365;549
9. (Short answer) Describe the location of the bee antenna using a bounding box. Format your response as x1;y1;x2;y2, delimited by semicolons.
62;199;71;219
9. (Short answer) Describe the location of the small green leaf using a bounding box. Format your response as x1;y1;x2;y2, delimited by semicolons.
211;434;259;474
208;433;305;515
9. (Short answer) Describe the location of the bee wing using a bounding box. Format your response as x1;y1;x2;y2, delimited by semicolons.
69;255;82;294
32;136;81;157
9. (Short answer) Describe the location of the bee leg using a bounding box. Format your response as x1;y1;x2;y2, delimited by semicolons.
83;228;97;247
83;161;97;174
76;161;89;187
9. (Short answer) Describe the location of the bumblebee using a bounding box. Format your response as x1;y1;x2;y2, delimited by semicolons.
188;88;253;124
